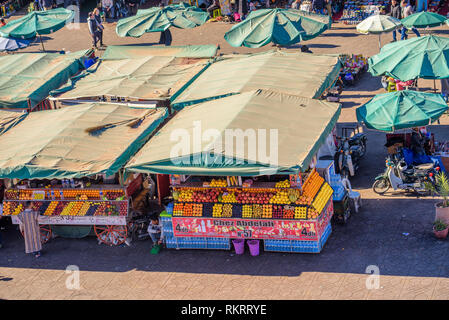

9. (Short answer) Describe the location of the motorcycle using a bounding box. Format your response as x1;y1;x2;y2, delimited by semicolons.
372;156;439;195
334;127;367;179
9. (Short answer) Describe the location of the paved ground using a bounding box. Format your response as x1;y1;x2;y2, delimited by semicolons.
1;2;449;300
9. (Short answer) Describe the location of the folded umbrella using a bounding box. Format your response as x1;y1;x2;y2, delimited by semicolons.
116;3;208;38
224;8;331;48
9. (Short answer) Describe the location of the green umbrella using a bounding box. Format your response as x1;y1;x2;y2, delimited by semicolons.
356;14;402;49
116;3;209;38
224;8;331;48
356;90;448;132
368;35;449;81
0;8;74;50
401;11;446;29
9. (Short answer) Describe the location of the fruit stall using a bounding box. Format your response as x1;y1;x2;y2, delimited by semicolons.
0;103;169;246
160;169;334;253
124;90;342;254
2;183;130;245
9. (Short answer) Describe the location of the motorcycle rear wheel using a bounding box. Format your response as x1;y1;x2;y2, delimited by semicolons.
373;178;390;194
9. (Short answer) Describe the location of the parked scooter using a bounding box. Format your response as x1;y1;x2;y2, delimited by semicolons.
334;127;367;179
372;156;439;195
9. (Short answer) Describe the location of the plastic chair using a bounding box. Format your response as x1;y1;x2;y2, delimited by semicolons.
213;8;221;18
341;178;362;213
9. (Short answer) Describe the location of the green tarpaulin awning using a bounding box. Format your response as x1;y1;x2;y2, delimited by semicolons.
0;50;89;110
0;8;74;39
0;103;168;179
368;35;449;81
50;54;211;102
356;90;448;132
126;89;341;176
224;8;331;48
0;110;27;135
101;44;218;60
172;50;342;109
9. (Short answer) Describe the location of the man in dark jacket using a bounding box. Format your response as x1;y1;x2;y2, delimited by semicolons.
87;12;102;48
388;0;402;42
207;0;220;17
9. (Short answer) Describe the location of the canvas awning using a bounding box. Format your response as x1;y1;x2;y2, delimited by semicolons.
172;50;342;109
125;89;341;176
0;110;27;135
0;50;89;110
50;46;213;103
0;103;168;179
101;44;218;60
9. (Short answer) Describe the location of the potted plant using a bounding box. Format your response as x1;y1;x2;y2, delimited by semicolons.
433;219;448;239
425;172;449;225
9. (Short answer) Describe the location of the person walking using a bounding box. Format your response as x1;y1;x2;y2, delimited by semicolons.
326;0;332;17
17;202;42;258
401;0;420;39
291;0;301;9
388;0;402;42
93;8;105;47
87;11;102;49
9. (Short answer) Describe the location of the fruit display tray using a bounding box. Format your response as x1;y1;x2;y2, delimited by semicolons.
1;199;128;217
171;181;333;221
4;186;126;201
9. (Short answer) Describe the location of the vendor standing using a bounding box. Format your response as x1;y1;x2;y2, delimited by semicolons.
17;201;42;258
410;127;426;156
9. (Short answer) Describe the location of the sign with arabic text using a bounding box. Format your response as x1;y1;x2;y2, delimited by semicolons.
172;217;320;240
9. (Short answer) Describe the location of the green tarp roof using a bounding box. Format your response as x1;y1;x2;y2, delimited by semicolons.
0;103;168;179
50;48;211;102
101;44;218;60
0;50;88;110
172;50;342;109
125;89;341;176
0;110;27;135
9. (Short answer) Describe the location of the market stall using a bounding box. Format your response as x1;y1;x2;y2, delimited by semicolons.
126;89;342;253
340;0;388;24
49;45;217;108
0;103;168;246
171;50;343;109
0;50;93;111
339;54;368;86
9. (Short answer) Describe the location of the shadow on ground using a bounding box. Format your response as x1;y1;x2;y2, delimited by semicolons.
0;196;447;279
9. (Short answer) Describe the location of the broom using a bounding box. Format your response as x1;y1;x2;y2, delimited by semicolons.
85;109;158;134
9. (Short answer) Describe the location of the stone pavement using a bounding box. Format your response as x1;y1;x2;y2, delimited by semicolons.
1;4;449;300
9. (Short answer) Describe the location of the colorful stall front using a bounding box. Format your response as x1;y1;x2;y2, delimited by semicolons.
0;103;168;245
126;89;341;253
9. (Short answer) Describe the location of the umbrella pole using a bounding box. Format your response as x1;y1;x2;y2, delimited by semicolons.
378;34;381;50
434;79;437;93
39;35;45;52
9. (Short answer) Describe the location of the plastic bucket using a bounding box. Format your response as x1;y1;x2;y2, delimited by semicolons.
232;239;245;254
247;240;260;256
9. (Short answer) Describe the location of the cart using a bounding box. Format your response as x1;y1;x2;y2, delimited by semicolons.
2;186;130;246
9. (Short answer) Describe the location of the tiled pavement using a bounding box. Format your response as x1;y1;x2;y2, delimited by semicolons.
2;268;449;300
